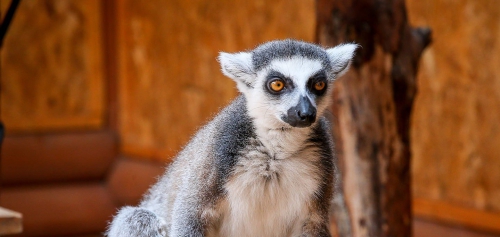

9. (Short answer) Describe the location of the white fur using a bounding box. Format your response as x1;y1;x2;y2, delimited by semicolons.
244;57;332;156
218;52;255;93
326;43;358;77
215;57;329;236
219;138;322;237
268;57;324;95
213;52;344;236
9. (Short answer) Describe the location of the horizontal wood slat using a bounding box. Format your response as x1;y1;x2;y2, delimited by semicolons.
107;157;165;206
413;217;499;237
0;184;117;237
413;197;500;234
1;131;117;185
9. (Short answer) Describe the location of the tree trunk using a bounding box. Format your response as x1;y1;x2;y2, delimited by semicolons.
316;0;431;237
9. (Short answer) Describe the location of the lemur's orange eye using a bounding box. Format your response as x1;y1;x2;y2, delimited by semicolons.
269;80;285;92
314;81;326;91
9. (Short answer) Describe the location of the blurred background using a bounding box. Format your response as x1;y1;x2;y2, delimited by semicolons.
0;0;499;236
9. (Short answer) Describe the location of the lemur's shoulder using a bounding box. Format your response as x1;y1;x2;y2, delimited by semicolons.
208;95;257;191
177;95;253;156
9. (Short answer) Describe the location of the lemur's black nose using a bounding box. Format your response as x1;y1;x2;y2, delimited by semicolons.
283;96;317;127
297;107;316;121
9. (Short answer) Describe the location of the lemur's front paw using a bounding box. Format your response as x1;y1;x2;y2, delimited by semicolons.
156;216;168;237
130;208;168;237
107;206;168;237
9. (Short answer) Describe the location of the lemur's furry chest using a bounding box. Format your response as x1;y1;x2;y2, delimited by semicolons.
216;137;322;237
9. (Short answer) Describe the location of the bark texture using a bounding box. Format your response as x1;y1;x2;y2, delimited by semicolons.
316;0;431;236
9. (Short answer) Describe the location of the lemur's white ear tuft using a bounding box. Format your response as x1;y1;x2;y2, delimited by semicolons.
218;52;255;92
326;43;358;78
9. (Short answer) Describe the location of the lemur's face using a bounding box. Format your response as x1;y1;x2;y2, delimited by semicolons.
219;40;357;130
248;57;329;128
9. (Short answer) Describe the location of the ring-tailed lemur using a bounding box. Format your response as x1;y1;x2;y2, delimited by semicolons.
107;39;357;237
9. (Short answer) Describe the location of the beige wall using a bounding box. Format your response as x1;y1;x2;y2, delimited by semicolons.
116;0;316;161
408;0;500;218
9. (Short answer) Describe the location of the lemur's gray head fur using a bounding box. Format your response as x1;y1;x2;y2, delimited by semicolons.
219;39;357;130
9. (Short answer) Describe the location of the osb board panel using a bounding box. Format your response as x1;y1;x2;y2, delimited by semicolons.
408;0;500;213
118;0;315;161
0;0;105;133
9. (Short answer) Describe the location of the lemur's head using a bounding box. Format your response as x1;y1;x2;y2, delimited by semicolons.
219;39;357;130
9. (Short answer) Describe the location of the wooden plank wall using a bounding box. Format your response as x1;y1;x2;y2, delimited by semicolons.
0;0;105;133
116;0;316;161
407;0;500;232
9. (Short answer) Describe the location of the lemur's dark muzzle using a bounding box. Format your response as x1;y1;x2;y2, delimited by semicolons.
282;96;316;127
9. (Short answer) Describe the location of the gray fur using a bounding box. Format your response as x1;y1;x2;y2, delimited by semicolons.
252;39;332;71
107;39;357;237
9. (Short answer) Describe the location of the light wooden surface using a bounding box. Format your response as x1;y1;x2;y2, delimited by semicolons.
0;207;22;235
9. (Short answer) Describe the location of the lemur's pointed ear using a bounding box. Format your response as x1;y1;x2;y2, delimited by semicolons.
218;52;255;92
326;43;358;78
